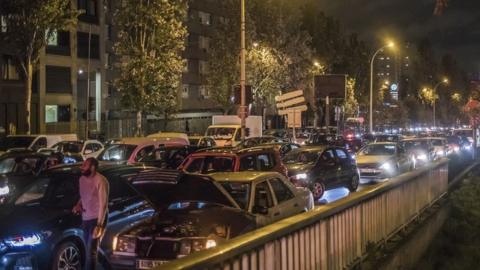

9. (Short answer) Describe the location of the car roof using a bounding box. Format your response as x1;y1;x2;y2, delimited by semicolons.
208;171;281;182
208;125;240;128
369;142;397;145
194;146;275;156
295;145;327;151
0;151;49;159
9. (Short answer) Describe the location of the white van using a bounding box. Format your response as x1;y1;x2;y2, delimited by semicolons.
0;134;78;153
206;116;262;147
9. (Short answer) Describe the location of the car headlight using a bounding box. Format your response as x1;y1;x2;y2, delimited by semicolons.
379;162;393;172
178;238;217;257
293;173;308;180
4;233;42;247
0;185;9;196
113;235;136;254
454;146;460;152
417;154;427;161
437;150;444;156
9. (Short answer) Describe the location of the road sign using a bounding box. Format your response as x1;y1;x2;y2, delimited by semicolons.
275;90;303;102
314;74;347;98
287;110;302;128
276;96;305;109
278;105;308;115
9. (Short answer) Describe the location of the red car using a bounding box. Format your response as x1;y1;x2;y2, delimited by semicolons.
178;146;288;177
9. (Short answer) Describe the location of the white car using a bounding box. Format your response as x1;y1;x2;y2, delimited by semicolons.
211;171;314;226
426;137;449;158
48;140;104;159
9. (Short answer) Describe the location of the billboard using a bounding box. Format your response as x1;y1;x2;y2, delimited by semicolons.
314;74;347;98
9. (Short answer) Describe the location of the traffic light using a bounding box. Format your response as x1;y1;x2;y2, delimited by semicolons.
232;85;253;105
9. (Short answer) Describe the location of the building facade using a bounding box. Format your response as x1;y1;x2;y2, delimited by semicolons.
0;0;107;137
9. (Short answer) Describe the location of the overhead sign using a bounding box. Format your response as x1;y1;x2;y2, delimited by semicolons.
275;90;303;102
276;96;305;109
314;74;347;98
278;105;308;116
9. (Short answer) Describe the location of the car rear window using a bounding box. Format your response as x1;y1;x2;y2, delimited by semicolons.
185;156;235;174
220;182;251;210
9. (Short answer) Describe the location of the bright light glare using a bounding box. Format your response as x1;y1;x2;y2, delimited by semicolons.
0;186;9;196
294;173;308;180
417;154;427;161
380;162;393;172
206;239;217;249
5;234;42;247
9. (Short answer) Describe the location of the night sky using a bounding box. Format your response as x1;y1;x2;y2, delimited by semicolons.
316;0;480;72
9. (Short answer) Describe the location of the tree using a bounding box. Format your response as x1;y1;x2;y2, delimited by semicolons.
114;0;187;135
0;0;78;134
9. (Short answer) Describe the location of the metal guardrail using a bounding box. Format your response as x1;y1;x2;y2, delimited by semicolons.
158;159;449;270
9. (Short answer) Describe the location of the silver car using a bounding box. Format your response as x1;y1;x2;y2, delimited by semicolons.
356;142;413;181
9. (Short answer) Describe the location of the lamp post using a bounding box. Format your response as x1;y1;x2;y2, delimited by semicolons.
433;78;449;128
240;0;247;140
369;42;394;134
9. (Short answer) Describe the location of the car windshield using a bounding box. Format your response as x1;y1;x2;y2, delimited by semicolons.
98;144;137;161
403;141;429;149
308;134;335;145
206;128;236;140
283;150;320;164
0;136;35;151
0;157;15;174
132;176;234;210
54;142;83;153
375;135;398;142
220;182;251;210
359;144;396;156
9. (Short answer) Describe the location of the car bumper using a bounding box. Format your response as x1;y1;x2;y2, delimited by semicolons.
0;251;42;270
358;168;389;182
108;254;173;270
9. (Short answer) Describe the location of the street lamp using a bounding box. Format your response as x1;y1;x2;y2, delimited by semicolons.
433;78;449;128
369;41;395;133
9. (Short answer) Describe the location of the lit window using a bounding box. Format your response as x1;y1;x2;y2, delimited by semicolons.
45;105;71;123
1;16;7;32
47;30;58;46
386;65;390;68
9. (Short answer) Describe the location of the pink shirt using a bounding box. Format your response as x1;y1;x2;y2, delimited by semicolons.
79;173;109;224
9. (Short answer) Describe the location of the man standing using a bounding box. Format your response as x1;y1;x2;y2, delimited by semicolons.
72;158;109;270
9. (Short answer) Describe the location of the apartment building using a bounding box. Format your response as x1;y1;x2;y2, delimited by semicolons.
0;0;107;136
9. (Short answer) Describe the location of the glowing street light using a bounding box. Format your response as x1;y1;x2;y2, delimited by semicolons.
369;41;395;133
433;77;449;128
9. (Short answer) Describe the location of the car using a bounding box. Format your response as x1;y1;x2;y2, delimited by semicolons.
0;165;157;270
283;146;360;200
374;134;404;143
98;137;188;164
146;132;190;146
0;151;66;203
400;138;435;167
446;135;463;154
426;137;449;158
257;142;301;157
0;134;78;155
188;136;216;148
138;145;198;169
238;136;287;148
178;146;288;177
356;142;413;181
305;133;338;146
263;129;289;140
47;140;105;160
109;171;313;268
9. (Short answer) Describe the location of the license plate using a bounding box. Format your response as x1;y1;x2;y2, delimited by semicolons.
360;168;376;173
137;259;168;269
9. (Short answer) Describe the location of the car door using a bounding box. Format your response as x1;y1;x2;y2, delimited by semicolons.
334;148;354;185
316;148;341;188
250;180;278;226
268;177;301;220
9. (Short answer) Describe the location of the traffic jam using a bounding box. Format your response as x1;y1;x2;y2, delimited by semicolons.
0;120;474;270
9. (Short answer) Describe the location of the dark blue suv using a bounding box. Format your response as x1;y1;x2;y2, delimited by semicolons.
0;165;156;270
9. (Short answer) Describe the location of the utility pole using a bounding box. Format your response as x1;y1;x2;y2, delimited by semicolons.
240;0;247;140
85;25;92;140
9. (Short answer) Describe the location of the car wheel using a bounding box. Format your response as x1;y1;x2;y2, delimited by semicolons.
348;174;359;192
51;241;82;270
311;181;325;200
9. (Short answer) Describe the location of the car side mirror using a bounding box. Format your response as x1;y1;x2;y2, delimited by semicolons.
252;205;269;215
